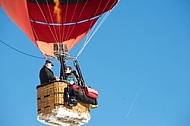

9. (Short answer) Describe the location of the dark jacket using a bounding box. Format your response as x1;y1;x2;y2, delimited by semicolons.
39;65;56;84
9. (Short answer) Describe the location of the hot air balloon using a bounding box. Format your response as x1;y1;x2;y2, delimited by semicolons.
0;0;119;125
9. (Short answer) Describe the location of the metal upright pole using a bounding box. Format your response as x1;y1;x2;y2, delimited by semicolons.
59;56;66;80
53;43;68;80
74;59;85;87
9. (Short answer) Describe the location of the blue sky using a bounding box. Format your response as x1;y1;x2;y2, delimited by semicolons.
1;0;190;126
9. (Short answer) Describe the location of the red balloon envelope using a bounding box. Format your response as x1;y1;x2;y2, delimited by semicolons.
0;0;118;57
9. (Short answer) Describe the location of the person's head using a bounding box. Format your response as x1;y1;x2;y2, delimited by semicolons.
45;60;54;69
65;66;72;74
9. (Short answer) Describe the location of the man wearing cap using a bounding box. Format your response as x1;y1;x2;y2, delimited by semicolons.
39;60;60;84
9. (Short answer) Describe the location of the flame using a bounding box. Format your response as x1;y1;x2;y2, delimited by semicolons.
53;0;61;23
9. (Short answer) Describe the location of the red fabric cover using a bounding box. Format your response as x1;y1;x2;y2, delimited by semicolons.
71;85;80;90
85;86;98;99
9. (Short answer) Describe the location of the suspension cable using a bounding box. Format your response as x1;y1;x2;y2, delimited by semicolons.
64;0;80;42
45;0;60;43
76;11;111;58
76;0;118;58
34;0;59;43
0;39;43;59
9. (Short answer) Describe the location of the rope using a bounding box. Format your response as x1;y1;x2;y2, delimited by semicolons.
34;0;59;43
64;0;80;42
76;11;111;58
45;0;60;43
61;0;69;42
0;39;44;59
76;0;118;58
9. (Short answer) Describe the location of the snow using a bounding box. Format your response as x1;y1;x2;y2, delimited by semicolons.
37;108;91;126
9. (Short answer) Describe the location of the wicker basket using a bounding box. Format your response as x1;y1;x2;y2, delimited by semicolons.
36;81;90;126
